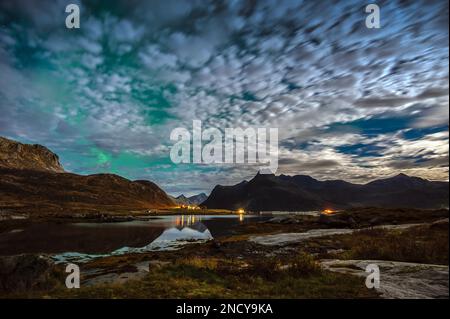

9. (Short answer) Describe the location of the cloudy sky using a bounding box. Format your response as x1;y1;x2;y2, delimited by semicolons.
0;0;448;196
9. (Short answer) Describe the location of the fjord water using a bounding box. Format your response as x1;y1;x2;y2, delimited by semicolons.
0;215;269;261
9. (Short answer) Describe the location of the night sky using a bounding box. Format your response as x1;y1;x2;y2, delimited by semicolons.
0;0;448;196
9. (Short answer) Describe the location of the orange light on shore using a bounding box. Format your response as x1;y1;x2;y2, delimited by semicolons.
237;208;245;214
180;205;200;210
322;209;335;215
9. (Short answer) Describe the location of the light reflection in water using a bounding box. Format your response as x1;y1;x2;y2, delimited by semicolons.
175;214;247;226
175;215;205;227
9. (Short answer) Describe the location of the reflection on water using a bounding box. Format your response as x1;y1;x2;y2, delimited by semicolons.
113;221;214;257
0;214;269;263
175;215;202;227
174;214;246;227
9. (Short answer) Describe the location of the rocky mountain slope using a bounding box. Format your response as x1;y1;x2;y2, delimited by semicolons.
202;172;449;211
0;137;175;215
0;137;64;172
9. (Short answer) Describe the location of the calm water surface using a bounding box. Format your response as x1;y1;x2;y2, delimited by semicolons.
0;214;270;262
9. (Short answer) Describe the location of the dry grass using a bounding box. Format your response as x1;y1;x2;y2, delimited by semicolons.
289;252;322;276
336;224;449;265
247;258;281;280
175;257;219;270
48;254;376;299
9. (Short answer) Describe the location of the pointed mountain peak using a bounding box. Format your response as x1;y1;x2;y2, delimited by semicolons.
253;171;276;179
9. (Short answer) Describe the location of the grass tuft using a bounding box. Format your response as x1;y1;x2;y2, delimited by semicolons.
289;252;322;276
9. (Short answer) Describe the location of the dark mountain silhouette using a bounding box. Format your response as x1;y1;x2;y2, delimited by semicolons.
202;172;449;211
0;137;175;215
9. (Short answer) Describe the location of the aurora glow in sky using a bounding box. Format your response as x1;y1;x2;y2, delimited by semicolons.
0;0;448;196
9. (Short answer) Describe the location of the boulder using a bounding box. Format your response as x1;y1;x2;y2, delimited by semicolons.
318;214;356;228
268;216;299;224
429;218;449;230
0;254;60;293
368;217;382;226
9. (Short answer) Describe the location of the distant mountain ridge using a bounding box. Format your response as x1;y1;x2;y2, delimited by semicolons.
0;136;175;214
202;172;449;211
173;193;208;205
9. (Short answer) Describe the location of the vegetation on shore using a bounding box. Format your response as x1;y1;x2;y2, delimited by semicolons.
39;253;378;299
329;223;449;265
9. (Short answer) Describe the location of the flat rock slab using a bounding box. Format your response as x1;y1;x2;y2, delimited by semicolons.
248;222;431;246
321;259;449;299
249;228;354;246
84;261;152;286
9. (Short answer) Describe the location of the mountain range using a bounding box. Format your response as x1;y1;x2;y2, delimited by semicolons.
0;136;175;215
1;136;448;214
202;172;449;211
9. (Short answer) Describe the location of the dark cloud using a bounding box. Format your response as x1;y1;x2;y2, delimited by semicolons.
387;155;449;170
279;158;340;169
417;87;450;99
355;87;449;108
354;96;414;108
